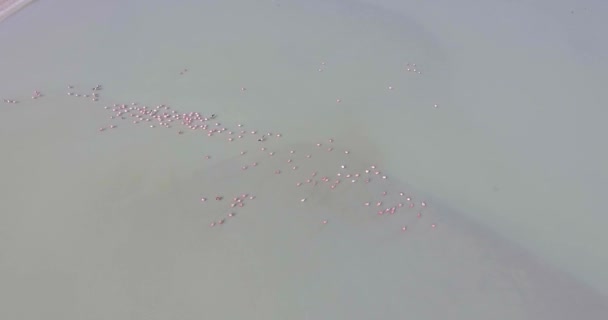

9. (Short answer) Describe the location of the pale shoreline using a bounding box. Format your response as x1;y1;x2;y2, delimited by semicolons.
0;0;36;23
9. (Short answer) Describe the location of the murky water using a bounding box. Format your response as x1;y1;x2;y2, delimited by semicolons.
1;0;607;318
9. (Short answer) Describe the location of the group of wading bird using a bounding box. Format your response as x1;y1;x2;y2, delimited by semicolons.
4;64;437;232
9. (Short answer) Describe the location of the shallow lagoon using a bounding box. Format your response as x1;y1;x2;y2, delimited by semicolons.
1;0;607;318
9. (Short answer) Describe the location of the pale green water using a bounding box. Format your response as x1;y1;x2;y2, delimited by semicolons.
1;0;607;318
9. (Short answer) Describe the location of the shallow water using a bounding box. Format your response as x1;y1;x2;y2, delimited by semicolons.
357;0;608;287
1;0;607;318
